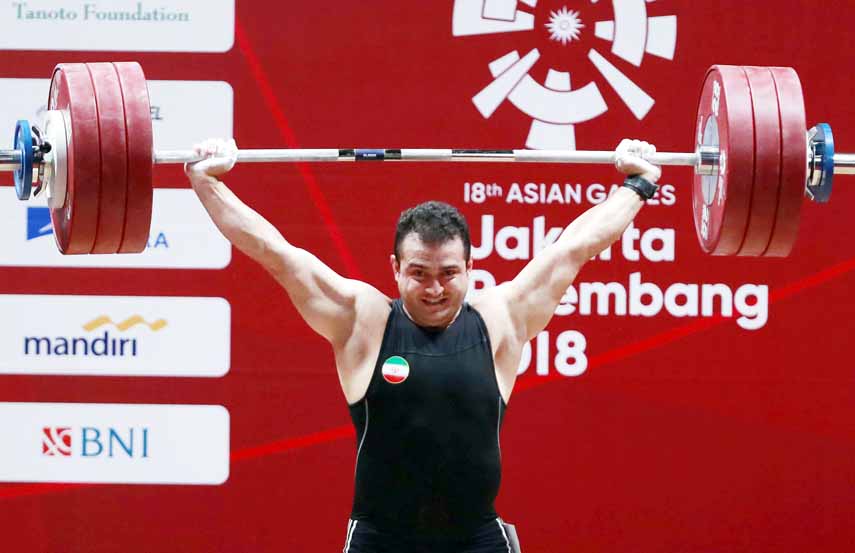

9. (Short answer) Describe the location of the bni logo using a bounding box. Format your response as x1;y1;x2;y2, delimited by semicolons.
41;426;149;459
42;427;72;456
452;0;677;149
26;206;169;249
24;315;167;358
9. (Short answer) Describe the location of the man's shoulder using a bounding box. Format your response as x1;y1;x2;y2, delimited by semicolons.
350;280;393;306
468;283;510;314
330;281;392;350
468;284;516;336
355;284;393;322
332;285;392;384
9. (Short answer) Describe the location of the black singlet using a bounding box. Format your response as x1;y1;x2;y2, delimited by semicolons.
348;299;506;539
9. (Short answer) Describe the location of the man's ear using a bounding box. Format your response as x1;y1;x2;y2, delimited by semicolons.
466;257;473;273
390;254;400;277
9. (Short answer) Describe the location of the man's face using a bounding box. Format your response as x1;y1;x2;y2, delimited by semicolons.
391;233;472;329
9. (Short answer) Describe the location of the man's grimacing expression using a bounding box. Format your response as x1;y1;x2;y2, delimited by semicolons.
392;233;472;329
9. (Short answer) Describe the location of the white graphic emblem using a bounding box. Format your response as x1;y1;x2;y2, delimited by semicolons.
452;0;678;149
546;7;584;45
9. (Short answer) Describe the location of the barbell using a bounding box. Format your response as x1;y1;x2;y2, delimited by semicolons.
2;62;851;256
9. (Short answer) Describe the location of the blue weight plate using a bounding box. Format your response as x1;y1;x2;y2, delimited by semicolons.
812;123;834;203
13;120;33;200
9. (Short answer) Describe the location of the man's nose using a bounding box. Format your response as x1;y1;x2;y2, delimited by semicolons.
426;279;443;295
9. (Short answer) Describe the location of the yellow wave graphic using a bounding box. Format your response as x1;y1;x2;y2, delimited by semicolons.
83;315;168;332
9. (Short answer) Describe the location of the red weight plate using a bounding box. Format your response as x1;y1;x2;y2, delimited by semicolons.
693;66;754;255
113;62;153;253
87;63;128;254
47;64;101;254
765;67;807;257
737;67;782;256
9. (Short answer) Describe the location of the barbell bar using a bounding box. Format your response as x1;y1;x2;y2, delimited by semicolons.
6;145;855;171
0;62;850;257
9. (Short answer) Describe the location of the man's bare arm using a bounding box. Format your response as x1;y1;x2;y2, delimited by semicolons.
501;187;644;341
186;139;387;347
500;140;662;342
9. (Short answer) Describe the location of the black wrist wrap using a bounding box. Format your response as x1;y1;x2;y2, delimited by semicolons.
622;175;659;200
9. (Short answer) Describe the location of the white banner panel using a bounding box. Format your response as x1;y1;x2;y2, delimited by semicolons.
0;78;234;151
0;295;230;377
0;188;231;269
0;1;234;52
0;403;229;485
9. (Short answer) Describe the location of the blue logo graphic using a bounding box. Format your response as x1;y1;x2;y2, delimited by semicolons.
26;207;52;240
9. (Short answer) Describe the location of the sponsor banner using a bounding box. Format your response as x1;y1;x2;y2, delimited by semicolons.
0;402;229;484
0;188;231;268
0;295;230;377
0;78;233;152
0;1;234;52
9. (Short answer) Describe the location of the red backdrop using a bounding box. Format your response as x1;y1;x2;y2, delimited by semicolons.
1;1;854;551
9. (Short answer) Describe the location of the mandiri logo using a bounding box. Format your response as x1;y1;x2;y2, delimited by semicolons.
24;314;167;359
452;0;677;149
0;294;230;378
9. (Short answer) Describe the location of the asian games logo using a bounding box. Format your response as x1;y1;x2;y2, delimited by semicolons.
452;0;678;149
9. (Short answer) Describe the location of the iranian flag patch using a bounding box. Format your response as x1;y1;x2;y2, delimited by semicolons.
381;356;410;384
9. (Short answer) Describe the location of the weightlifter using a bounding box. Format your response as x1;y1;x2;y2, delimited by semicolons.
185;138;662;553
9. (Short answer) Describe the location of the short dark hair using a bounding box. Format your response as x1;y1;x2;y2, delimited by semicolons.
394;201;471;261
